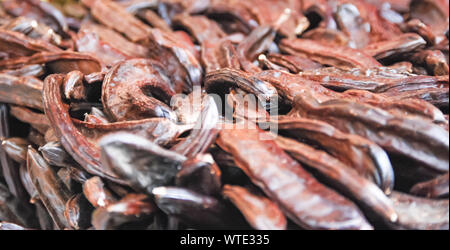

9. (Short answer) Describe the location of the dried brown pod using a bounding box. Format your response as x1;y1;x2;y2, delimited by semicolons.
1;16;61;45
89;0;152;43
0;182;37;228
257;70;446;123
147;28;203;93
176;154;222;196
294;94;449;173
1;137;28;164
73;117;186;147
204;68;278;103
222;185;287;230
100;133;186;193
137;9;172;32
388;191;449;230
410;173;449;199
0;64;45;77
266;54;322;73
9;105;49;134
217;126;373;230
201;38;240;73
364;33;426;60
91;193;155;230
299;67;446;92
39;141;77;168
43;74;124;184
101;59;177;122
76;23;149;66
153;186;247;229
269;117;394;193
19;163;39;204
279;38;381;70
0;51;102;74
83;176;117;208
0;74;43;110
0;104;27;199
0;29;61;58
2;0;68;34
172;14;226;45
237;26;275;73
275;135;397;223
27;147;72;229
64;194;93;230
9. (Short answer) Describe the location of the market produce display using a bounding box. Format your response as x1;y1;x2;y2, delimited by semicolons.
0;0;448;230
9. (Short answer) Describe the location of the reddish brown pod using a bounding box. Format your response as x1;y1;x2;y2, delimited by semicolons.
217;126;374;230
101;59;177;122
0;0;449;231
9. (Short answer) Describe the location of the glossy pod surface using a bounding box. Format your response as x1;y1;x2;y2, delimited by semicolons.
0;0;448;231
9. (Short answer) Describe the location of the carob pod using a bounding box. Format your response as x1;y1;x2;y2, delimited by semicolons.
64;194;94;230
0;182;37;228
91;193;155;230
1;137;29;164
222;185;287;230
152;186;248;229
410;173;449;198
9;105;49;134
43;74;126;184
171;95;220;158
0;74;44;111
101;59;177;122
0;104;27;199
27;147;71;229
82;176;117;208
387;191;449;230
294;94;449;173
275;135;397;224
268;116;395;193
176;154;222;196
279;38;382;70
217;126;373;230
99;133;186;193
0;29;61;58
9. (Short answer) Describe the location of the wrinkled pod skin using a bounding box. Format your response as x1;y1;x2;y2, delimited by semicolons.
176;154;222;196
27;147;72;229
237;25;276;73
275;135;398;224
222;185;287;230
204;68;278;105
102;59;178;122
99;133;186;194
217;125;374;230
293;94;450;174
171;95;220;158
387;191;449;230
152;186;248;229
64;194;94;230
0;104;28;200
0;51;102;74
268;116;395;194
42;74;126;184
410;173;449;198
